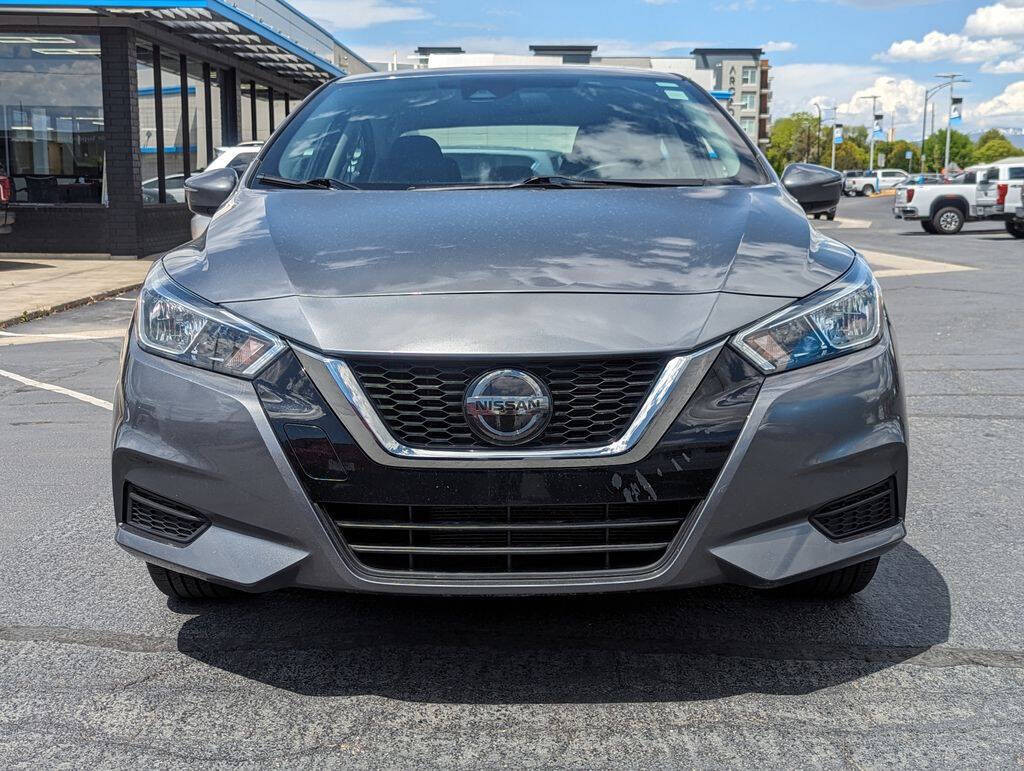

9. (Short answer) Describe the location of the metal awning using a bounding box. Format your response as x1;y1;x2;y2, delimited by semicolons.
0;0;344;84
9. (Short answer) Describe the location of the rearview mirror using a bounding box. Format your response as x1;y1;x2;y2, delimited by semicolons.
184;167;238;217
781;163;843;215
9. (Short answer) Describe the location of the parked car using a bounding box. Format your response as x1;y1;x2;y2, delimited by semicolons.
189;143;263;238
0;165;12;235
974;158;1024;237
893;166;988;234
115;68;904;605
844;168;908;196
142;173;187;204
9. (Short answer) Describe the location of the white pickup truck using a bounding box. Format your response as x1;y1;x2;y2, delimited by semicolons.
974;160;1024;237
893;168;988;234
844;168;909;196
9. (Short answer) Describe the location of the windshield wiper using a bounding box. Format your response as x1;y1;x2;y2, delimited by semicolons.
410;175;707;191
256;174;360;191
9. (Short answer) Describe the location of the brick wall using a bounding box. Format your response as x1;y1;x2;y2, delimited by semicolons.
0;206;108;253
101;27;145;258
142;205;192;255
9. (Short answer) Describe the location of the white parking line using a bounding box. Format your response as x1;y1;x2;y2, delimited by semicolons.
0;368;113;411
0;329;126;347
861;250;975;278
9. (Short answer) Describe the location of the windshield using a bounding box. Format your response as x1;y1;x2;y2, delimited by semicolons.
255;72;766;188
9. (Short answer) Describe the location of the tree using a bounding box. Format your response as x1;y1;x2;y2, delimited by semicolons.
766;112;822;172
832;141;869;170
975;128;1007;147
921;129;974;172
974;137;1018;164
767;114;871;172
874;139;920;171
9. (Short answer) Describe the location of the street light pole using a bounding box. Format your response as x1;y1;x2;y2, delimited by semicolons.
860;94;879;170
944;81;955;171
813;102;822;163
923;74;967;173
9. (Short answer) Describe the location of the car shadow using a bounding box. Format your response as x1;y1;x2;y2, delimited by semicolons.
171;542;949;703
0;259;50;272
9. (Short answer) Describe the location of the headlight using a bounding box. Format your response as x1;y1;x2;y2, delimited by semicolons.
731;256;882;374
137;266;284;378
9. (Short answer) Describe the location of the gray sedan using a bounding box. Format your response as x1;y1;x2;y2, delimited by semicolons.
114;68;905;603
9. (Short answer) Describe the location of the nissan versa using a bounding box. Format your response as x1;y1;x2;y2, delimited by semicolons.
112;68;907;602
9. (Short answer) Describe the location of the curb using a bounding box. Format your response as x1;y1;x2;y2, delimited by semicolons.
0;283;142;330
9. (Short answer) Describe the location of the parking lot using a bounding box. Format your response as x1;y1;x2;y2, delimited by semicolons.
1;193;1022;767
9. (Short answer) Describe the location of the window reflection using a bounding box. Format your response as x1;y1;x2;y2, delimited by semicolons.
0;34;104;204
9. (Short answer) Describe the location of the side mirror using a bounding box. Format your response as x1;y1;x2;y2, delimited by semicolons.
781;163;843;215
184;167;238;217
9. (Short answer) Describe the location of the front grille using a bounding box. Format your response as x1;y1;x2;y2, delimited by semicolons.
124;487;208;543
810;478;899;540
326;500;698;574
348;356;665;449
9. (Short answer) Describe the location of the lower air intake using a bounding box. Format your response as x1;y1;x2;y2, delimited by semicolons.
124;487;208;544
326;500;699;574
810;478;899;540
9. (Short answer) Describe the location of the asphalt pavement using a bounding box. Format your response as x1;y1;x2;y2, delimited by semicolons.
1;196;1022;767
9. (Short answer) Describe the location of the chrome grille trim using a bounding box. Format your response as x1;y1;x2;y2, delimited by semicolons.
292;342;723;469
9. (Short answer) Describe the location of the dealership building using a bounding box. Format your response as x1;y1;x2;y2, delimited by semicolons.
0;0;367;257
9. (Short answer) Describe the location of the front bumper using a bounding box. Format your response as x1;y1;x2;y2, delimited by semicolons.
893;205;919;220
112;329;908;596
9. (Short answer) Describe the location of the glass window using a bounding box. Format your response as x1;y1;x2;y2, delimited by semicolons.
741;66;757;85
240;81;273;144
0;34;104;204
740;117;756;135
258;73;766;188
1008;167;1024;180
739;92;756;111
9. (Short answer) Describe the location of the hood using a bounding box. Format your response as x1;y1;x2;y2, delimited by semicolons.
164;184;856;356
163;184;853;302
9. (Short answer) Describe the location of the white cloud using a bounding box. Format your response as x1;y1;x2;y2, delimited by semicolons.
762;41;795;52
291;0;430;30
837;77;928;128
972;80;1024;120
771;63;885;116
878;31;1017;63
981;56;1024;73
964;2;1024;38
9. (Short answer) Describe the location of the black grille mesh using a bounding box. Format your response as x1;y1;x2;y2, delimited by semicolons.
348;357;665;448
810;479;899;540
326;500;697;574
125;487;208;543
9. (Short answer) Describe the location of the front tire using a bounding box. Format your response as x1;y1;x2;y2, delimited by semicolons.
932;206;964;234
146;563;244;600
782;557;880;599
861;184;874;196
1005;219;1024;238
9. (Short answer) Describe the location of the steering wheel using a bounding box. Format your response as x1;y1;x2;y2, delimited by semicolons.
575;161;641;179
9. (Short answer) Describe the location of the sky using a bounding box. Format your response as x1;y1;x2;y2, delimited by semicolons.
289;0;1024;138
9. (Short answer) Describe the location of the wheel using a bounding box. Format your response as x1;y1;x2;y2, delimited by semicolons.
921;220;937;233
825;209;836;221
931;206;964;234
813;212;823;220
146;562;243;600
780;557;880;599
861;184;874;196
1005;219;1024;238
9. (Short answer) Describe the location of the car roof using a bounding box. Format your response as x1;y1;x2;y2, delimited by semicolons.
339;65;689;84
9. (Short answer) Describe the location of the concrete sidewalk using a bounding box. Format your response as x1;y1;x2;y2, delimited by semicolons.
0;256;152;328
